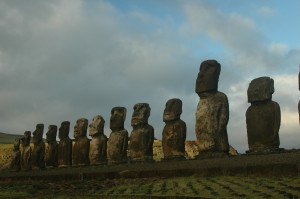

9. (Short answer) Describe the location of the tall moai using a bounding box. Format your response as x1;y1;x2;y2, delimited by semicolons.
246;77;281;153
20;131;31;170
31;124;45;170
73;118;90;166
45;125;58;168
107;107;128;164
89;115;108;165
9;138;21;171
57;121;72;168
129;103;154;162
195;60;230;156
162;98;186;160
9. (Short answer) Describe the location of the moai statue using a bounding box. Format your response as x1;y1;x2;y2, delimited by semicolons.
246;77;281;153
89;115;108;165
129;103;154;162
73;118;90;166
58;121;72;168
45;125;58;168
162;99;186;160
107;107;128;164
20;131;31;170
195;60;230;156
10;138;21;171
31;124;45;170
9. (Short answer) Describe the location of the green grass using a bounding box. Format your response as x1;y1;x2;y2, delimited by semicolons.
1;176;300;198
0;133;22;144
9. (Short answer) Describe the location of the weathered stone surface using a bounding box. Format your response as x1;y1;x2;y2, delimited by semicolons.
31;124;45;170
107;107;128;164
247;77;274;103
20;131;31;170
129;103;154;162
89;115;107;165
195;92;229;154
9;138;21;171
45;125;58;168
195;60;221;95
58;121;72;168
162;99;186;160
73;118;90;166
246;101;281;153
195;60;229;155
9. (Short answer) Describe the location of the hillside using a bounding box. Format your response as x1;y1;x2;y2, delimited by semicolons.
0;133;22;144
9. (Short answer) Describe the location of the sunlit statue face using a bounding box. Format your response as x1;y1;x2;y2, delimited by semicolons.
46;125;57;143
195;60;221;95
89;115;105;136
59;121;70;140
163;98;182;122
74;118;88;139
131;103;150;126
110;107;126;131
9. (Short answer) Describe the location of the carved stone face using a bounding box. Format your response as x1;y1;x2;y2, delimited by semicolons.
89;115;105;136
163;98;182;122
74;118;88;139
14;138;20;150
247;77;274;103
32;123;44;144
195;60;221;95
46;125;57;143
110;107;126;131
21;131;31;147
59;121;70;140
131;103;150;126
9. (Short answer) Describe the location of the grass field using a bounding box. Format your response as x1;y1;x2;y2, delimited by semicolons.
0;175;299;198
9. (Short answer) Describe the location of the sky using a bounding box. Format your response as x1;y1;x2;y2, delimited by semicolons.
0;0;299;153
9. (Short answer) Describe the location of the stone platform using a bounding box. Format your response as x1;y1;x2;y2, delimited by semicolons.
1;150;300;181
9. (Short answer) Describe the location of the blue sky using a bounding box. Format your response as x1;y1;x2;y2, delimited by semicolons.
0;0;299;153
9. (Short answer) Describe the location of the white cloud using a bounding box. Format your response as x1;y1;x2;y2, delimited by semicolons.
258;6;277;17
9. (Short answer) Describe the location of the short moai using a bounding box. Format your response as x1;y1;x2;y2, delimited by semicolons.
57;121;72;168
246;77;281;153
107;107;128;164
20;131;31;170
9;138;21;171
73;118;90;166
195;60;230;156
31;124;45;170
89;115;108;165
129;103;154;162
162;98;186;160
45;125;58;168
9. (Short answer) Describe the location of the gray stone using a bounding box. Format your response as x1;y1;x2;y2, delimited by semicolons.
107;107;128;164
20;131;31;170
129;103;154;162
31;124;45;170
58;121;72;168
10;138;21;171
45;125;58;168
247;77;274;103
162;99;186;160
89;115;107;165
73;118;90;166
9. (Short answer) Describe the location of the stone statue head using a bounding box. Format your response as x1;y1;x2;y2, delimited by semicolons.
131;103;150;126
89;115;105;137
32;123;44;144
110;107;126;131
21;131;31;147
247;76;274;103
14;138;20;150
46;125;57;143
195;60;221;95
59;121;70;140
74;118;88;139
163;98;182;122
